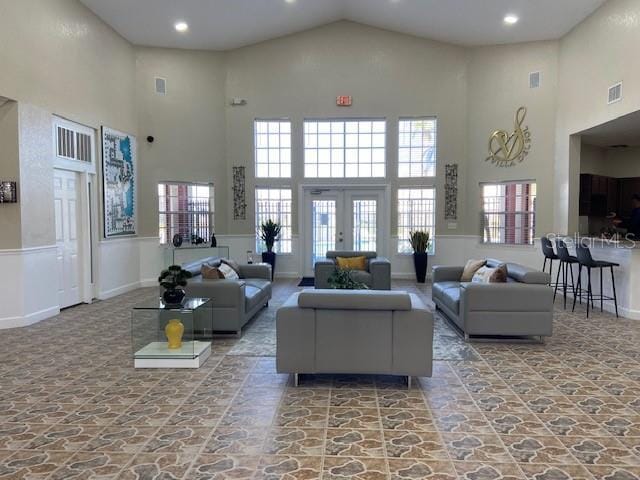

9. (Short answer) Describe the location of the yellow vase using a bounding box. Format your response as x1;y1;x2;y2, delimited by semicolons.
165;319;184;349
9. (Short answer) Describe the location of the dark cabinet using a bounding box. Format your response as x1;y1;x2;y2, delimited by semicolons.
607;178;619;213
579;174;624;217
618;178;640;218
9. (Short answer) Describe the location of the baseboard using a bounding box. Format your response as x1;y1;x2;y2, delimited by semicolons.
0;305;60;330
140;279;159;288
99;281;142;300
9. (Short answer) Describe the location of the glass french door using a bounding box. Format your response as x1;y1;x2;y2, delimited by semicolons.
304;188;384;276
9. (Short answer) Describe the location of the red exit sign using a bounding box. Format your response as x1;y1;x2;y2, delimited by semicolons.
336;95;352;106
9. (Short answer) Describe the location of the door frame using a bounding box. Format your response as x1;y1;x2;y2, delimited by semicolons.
298;184;391;277
52;117;98;305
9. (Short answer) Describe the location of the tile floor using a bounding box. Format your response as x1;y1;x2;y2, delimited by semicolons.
1;279;639;479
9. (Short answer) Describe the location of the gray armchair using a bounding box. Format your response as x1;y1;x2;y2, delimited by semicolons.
314;251;391;290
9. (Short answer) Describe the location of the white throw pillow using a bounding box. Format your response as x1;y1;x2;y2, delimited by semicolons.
218;263;239;280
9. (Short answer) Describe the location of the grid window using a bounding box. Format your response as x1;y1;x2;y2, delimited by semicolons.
255;120;291;178
158;183;214;245
481;182;536;245
398;117;437;177
353;200;377;252
255;188;292;254
304;119;386;178
397;188;435;253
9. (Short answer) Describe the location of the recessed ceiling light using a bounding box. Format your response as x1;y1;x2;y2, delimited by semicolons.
174;21;189;33
285;0;296;3
503;14;519;25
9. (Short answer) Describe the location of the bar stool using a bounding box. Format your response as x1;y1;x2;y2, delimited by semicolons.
572;240;619;318
554;239;579;309
540;236;558;285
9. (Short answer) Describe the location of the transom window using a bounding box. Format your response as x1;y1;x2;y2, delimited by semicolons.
255;188;292;254
304;119;386;178
398;117;437;177
481;182;536;245
254;120;291;178
397;188;436;253
158;183;214;245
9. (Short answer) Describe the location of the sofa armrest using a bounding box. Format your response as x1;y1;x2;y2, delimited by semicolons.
314;260;336;289
239;263;272;281
460;282;553;313
369;257;391;290
184;280;246;310
432;265;464;283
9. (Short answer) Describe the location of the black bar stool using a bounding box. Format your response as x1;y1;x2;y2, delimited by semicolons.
572;240;619;318
554;239;578;309
540;236;558;286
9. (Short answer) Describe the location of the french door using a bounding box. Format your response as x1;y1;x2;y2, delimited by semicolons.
54;169;83;308
303;187;386;276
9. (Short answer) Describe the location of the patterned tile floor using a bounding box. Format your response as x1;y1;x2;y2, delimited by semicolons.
1;279;640;479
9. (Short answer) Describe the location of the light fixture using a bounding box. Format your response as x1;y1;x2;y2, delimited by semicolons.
174;21;189;33
503;14;519;25
285;0;296;3
0;181;17;203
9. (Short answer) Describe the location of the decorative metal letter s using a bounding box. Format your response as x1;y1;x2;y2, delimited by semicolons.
486;106;531;167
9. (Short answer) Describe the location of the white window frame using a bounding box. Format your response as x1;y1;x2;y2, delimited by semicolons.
480;181;536;245
52;116;96;174
304;118;386;178
398;116;437;178
254;119;292;178
255;187;293;254
158;182;215;246
397;187;436;254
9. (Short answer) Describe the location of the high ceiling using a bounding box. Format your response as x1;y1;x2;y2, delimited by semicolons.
80;0;606;51
581;110;640;148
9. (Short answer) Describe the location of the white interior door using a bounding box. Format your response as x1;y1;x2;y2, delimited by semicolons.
304;187;385;276
54;169;82;308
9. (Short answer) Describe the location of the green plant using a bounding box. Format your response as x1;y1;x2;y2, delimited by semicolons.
327;268;370;290
158;265;192;291
409;230;431;254
260;219;282;253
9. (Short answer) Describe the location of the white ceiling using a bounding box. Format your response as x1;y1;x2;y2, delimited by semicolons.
80;0;606;51
581;111;640;148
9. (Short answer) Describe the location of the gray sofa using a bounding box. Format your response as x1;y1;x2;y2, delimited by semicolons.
276;289;433;386
314;251;391;290
180;257;272;335
432;258;553;341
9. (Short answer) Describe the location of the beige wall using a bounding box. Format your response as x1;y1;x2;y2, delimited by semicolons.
581;144;640;178
580;143;608;176
467;41;559;236
0;101;21;248
134;47;227;237
556;0;640;233
223;21;468;237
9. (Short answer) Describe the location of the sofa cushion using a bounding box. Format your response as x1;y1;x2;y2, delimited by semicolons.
504;263;550;284
461;259;486;282
245;285;264;311
349;270;372;286
244;278;270;291
336;256;367;271
432;281;461;314
472;265;507;283
298;289;411;311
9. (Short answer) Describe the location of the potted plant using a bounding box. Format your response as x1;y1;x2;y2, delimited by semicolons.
158;265;192;305
328;268;370;290
260;219;281;280
410;230;431;283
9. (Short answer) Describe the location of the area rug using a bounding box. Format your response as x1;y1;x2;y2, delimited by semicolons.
297;277;315;287
227;301;480;361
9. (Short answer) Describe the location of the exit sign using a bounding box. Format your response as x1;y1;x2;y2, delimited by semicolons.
336;95;352;106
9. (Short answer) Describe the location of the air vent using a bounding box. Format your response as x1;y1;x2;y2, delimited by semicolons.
529;71;541;89
155;77;167;95
608;82;622;104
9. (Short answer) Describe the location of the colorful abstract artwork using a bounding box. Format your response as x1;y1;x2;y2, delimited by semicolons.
102;127;136;237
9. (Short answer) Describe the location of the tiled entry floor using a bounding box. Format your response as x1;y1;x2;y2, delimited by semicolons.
1;280;640;479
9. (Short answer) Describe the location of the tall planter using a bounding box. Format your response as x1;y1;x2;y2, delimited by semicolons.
413;252;428;283
262;251;276;281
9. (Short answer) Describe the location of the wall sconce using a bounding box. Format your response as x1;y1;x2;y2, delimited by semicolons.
0;181;17;203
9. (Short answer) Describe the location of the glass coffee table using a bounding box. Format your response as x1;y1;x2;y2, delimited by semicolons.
131;297;212;368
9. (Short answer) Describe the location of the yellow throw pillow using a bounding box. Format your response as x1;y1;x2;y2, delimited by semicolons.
336;256;367;271
461;259;486;282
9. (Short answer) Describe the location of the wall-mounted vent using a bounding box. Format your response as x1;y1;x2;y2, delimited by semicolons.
529;71;541;89
155;77;167;95
608;82;622;104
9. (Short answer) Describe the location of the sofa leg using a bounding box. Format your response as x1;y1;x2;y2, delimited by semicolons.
294;373;299;387
464;332;470;342
406;376;412;389
235;330;242;338
538;335;545;344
